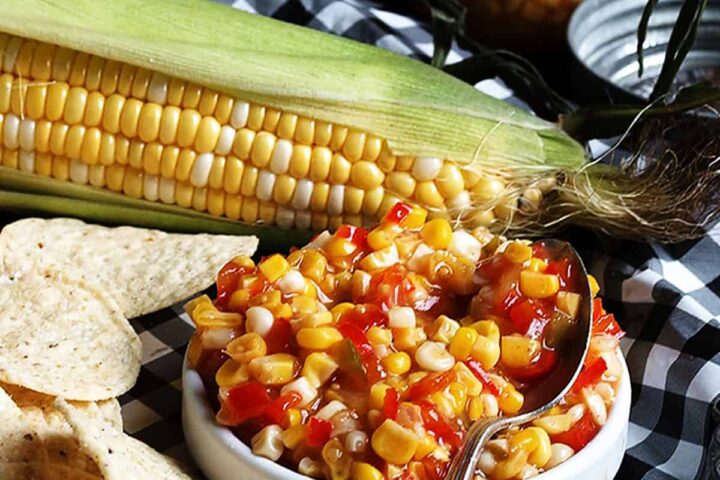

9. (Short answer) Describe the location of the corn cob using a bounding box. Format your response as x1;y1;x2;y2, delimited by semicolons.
0;0;714;243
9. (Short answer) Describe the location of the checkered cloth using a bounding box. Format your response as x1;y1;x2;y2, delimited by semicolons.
70;1;718;479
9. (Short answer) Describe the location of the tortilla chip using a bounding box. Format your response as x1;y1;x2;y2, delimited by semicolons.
0;462;103;480
1;382;121;473
0;266;142;401
56;399;193;480
0;386;42;465
0;218;258;318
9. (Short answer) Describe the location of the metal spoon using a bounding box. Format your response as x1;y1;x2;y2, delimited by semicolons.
446;239;593;480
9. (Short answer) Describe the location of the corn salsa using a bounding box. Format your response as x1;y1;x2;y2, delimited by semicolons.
186;202;625;480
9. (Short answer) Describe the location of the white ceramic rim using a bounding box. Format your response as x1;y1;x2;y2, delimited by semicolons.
182;350;631;480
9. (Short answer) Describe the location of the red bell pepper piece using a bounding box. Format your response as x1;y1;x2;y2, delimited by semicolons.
509;299;550;334
418;401;462;449
406;371;456;401
384;202;413;224
551;412;600;450
337;323;386;383
306;416;333;447
215;261;254;306
363;265;416;310
572;357;607;393
335;224;368;250
264;318;295;354
262;391;302;425
339;305;387;333
505;349;558;383
421;456;451;480
545;257;576;288
223;382;271;425
593;312;625;339
382;388;399;420
463;360;501;396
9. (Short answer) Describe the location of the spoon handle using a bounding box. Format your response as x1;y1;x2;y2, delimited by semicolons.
445;417;514;480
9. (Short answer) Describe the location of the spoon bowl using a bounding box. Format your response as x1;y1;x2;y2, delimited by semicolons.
446;239;593;480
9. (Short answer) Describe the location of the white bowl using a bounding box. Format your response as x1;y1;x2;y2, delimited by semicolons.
182;351;630;480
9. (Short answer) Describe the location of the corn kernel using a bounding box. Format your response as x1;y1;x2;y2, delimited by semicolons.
429;315;461;344
510;427;552;467
325;237;356;258
453;362;483;396
225;333;267;364
527;258;548;272
533;414;573;435
367;224;400;251
383;352;412;375
259;254;291;283
393;327;427;351
291;295;319;315
519;271;560;299
449;327;479;360
194;308;243;328
352;462;384;480
468;395;484;421
367;326;393;345
296;327;343;350
448;382;469;415
401;206;428;229
285;408;302;428
299;249;328;283
248;353;298;385
282;424;307;449
331;302;354;322
504;242;533;264
215;359;249;388
470;335;500;370
369;383;392;410
184;294;212;316
371;419;420;465
468;320;501;343
301;352;339;388
420;218;453;249
414;434;437;460
500;335;540;369
499;385;524;414
293;311;333;331
588;274;600;297
556;291;581;319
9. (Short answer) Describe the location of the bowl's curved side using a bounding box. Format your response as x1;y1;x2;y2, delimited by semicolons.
535;351;631;479
182;350;631;480
182;366;308;480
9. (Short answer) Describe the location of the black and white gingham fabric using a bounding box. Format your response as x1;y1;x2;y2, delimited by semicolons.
109;1;720;479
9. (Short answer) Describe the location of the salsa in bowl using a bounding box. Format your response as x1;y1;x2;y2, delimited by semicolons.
183;202;627;480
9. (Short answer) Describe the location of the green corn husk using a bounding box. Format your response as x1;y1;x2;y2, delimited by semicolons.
0;0;717;243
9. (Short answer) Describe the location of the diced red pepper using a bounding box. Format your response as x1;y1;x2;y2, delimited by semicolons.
406;371;456;401
384;202;413;224
362;265;416;310
421;456;451;480
551;412;600;450
222;382;271;425
264;318;295;354
509;299;550;334
418;401;462;449
339;305;387;333
504;349;558;383
336;225;369;250
307;416;333;447
382;388;399;421
593;312;625;339
572;357;607;393
502;289;522;312
592;298;606;320
337;321;373;355
531;242;552;261
464;360;501;396
262;391;302;425
337;323;386;384
215;261;254;306
545;257;576;288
